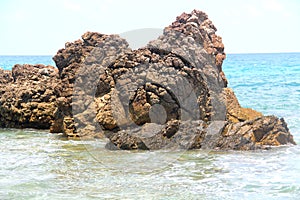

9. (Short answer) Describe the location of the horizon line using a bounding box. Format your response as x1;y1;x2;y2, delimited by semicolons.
0;52;300;56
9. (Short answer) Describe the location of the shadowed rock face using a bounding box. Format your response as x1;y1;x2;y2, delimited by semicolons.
51;33;130;137
0;9;296;150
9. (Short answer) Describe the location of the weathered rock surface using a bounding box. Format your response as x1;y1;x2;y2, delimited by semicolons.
0;64;61;128
51;32;130;137
50;9;295;150
224;88;262;123
0;68;13;84
163;9;227;86
105;120;207;150
217;116;296;150
0;9;296;150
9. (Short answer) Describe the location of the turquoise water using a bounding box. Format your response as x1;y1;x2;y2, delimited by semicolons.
0;53;300;199
0;56;55;70
224;53;300;143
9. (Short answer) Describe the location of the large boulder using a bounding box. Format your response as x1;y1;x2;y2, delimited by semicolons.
49;9;295;150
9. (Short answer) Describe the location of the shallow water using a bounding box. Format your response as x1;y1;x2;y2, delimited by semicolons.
1;129;300;199
1;53;300;199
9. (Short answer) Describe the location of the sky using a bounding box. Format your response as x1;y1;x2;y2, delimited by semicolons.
0;0;299;55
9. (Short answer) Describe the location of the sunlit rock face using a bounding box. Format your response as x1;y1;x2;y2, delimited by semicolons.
0;9;295;150
0;64;61;129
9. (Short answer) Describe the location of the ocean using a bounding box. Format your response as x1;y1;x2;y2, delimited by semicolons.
0;53;300;199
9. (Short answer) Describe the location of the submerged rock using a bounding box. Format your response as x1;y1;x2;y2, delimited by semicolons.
0;9;296;150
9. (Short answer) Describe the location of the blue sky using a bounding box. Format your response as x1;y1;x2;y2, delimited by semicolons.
0;0;299;55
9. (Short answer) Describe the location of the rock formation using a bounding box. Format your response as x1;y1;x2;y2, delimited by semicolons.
51;33;130;137
0;64;61;129
0;9;296;150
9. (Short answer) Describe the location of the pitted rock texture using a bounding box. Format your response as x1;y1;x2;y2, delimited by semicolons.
50;9;295;150
0;9;296;150
217;116;296;150
0;68;13;84
164;9;227;86
105;120;207;150
51;32;130;137
0;64;61;128
100;48;211;127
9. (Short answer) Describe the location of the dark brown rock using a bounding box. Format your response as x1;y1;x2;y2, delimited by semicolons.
0;64;61;129
0;68;13;84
